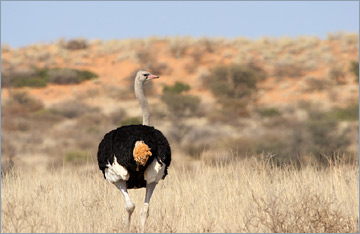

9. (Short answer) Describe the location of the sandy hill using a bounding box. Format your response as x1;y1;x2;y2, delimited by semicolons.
1;33;359;110
1;33;359;173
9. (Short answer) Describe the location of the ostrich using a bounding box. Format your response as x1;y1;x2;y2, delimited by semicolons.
97;70;171;232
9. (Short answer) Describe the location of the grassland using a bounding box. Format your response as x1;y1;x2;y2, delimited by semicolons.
1;33;359;233
1;155;358;233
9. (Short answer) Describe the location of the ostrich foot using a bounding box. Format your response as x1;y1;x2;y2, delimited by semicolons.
140;203;149;233
114;180;135;230
125;200;135;229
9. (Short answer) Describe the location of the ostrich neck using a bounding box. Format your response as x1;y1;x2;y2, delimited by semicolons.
134;80;150;126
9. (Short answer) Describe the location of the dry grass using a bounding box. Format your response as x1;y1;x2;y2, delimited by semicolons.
1;34;359;233
1;155;358;233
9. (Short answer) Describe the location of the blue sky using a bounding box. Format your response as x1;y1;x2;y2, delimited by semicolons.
1;1;359;48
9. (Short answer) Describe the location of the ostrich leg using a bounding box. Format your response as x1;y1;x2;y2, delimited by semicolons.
140;182;157;233
141;158;166;232
114;180;135;229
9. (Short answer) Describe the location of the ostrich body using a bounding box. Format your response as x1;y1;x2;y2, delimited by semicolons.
97;71;171;232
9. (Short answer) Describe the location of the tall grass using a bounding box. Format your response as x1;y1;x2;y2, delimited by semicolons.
1;155;358;233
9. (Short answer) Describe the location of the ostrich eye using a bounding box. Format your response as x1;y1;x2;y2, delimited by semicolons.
144;73;149;77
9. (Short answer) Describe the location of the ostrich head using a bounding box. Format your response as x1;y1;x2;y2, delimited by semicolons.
135;70;159;84
134;70;159;126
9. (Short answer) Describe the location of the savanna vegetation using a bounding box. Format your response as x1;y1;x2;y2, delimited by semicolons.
1;32;359;232
1;155;358;232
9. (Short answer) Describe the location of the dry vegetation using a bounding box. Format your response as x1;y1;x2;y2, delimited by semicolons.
1;155;358;233
1;33;359;233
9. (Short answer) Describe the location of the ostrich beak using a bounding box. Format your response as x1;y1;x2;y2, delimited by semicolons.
148;74;159;80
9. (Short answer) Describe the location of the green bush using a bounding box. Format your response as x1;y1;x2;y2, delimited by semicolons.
161;81;200;119
207;64;265;99
12;75;48;88
162;93;200;117
2;67;98;87
330;103;359;121
257;107;282;118
205;64;265;118
349;60;359;82
3;68;48;88
252;104;354;163
163;81;190;94
306;111;350;155
47;68;98;84
208;64;265;98
77;70;98;80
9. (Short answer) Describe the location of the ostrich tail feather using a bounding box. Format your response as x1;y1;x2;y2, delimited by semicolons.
133;141;152;166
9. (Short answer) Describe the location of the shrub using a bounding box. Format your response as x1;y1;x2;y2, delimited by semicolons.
349;60;359;82
3;91;44;115
306;110;350;155
161;93;200;118
248;188;357;233
12;75;48;87
64;39;88;50
257;107;281;118
330;103;359;121
47;68;98;84
1;67;98;87
2;68;48;88
161;81;200;119
47;68;77;84
163;81;190;94
205;63;265;118
328;66;345;84
253;104;355;163
207;64;265;100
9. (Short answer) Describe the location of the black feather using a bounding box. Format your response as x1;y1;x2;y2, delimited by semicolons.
97;124;171;189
